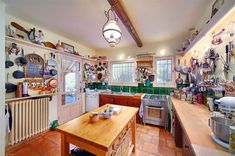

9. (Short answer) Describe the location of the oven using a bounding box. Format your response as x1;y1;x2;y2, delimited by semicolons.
142;95;168;128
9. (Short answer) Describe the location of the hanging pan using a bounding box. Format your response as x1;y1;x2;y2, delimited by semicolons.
5;53;14;68
15;49;27;65
5;73;17;93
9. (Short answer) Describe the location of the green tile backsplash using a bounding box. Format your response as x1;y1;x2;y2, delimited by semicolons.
85;82;174;95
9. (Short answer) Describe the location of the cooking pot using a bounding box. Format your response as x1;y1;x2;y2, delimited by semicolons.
12;70;25;79
49;69;57;76
209;116;234;143
5;53;14;68
15;49;27;66
5;73;17;93
215;97;235;106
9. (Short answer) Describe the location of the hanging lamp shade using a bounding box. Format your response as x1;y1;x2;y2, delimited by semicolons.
102;9;122;47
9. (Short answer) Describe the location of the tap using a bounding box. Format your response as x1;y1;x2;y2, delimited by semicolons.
120;85;123;93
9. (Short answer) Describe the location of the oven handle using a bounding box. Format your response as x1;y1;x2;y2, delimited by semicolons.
145;106;164;110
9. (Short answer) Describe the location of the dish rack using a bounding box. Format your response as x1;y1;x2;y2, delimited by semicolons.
110;124;133;156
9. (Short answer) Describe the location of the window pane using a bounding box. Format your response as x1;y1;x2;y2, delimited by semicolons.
64;72;76;92
111;62;135;83
156;59;172;83
62;93;76;105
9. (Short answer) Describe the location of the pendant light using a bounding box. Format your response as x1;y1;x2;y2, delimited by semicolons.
102;8;122;47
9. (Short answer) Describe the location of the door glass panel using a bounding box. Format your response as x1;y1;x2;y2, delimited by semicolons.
64;72;76;92
62;93;76;105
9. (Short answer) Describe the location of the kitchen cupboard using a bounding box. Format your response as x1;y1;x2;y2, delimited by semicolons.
99;94;142;123
173;107;195;156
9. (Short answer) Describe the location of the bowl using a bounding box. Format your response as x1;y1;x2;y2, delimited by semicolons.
89;113;99;123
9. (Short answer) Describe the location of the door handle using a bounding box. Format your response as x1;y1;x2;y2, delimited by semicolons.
145;106;164;110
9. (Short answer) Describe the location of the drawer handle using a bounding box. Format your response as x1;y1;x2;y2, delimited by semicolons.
145;106;164;110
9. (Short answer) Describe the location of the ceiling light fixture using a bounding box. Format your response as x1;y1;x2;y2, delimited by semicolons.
102;8;122;47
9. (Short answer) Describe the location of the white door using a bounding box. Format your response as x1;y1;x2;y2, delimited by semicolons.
58;55;82;124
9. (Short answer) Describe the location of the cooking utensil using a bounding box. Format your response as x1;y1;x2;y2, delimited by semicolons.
11;22;29;34
209;116;234;143
42;54;49;77
47;53;56;68
42;42;56;49
5;73;17;93
13;70;25;79
5;53;14;68
49;69;57;76
45;78;58;88
15;49;28;66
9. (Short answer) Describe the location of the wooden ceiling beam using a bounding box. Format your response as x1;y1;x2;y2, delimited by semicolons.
107;0;143;47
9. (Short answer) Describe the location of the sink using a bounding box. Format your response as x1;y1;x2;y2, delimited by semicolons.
99;91;135;96
111;92;135;96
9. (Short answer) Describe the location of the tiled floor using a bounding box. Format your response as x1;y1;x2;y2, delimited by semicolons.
6;124;182;156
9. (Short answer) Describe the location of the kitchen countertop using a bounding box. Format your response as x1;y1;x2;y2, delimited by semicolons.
56;104;138;155
170;97;232;156
99;92;142;97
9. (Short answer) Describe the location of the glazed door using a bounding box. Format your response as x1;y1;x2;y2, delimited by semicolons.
58;55;82;124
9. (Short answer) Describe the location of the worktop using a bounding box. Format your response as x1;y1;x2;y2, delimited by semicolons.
56;104;138;156
171;97;232;156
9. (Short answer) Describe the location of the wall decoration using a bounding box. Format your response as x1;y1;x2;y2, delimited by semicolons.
61;42;74;53
24;53;44;78
211;0;224;18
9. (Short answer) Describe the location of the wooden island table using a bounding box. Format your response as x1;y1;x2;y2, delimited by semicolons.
56;104;138;156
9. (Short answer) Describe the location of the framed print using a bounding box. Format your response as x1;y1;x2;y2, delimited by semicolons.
61;42;74;53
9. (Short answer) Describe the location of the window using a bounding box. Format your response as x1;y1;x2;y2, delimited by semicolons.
156;58;173;84
111;62;136;83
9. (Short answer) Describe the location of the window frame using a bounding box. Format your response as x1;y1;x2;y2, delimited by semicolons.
109;60;137;86
154;56;175;87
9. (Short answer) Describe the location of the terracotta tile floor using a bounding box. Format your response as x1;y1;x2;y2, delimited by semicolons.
6;124;182;156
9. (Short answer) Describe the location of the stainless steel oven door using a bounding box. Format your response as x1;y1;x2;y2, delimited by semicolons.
144;105;165;122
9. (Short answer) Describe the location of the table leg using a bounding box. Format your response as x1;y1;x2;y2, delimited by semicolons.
131;116;136;152
61;133;69;156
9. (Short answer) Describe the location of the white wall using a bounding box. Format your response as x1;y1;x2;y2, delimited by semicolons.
97;36;188;61
5;14;96;56
0;1;5;155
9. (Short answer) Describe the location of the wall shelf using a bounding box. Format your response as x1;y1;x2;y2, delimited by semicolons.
182;1;235;57
5;36;88;60
5;93;57;102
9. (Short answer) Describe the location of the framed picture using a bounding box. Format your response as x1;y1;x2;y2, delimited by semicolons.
61;42;74;53
211;0;224;18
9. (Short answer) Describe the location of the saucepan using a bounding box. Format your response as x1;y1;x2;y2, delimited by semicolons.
5;53;14;68
5;73;17;93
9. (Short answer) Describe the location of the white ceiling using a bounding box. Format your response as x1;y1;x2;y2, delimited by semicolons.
4;0;212;50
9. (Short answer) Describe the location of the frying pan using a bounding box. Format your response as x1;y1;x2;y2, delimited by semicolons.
5;53;14;68
5;73;17;93
12;70;25;79
15;49;27;65
49;69;57;76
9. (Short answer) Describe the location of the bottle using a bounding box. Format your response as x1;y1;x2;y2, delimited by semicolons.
22;82;28;97
16;82;23;98
175;73;183;84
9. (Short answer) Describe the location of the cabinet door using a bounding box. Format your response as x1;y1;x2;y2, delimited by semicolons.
100;95;114;106
174;110;183;147
127;96;142;123
113;96;128;106
183;133;194;156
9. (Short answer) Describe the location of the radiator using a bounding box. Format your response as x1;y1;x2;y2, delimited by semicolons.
8;97;50;145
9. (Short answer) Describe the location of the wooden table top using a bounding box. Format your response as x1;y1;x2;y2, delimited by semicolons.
56;104;138;150
170;97;230;156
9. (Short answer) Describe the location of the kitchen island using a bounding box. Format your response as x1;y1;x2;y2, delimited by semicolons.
56;104;138;156
171;97;231;156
